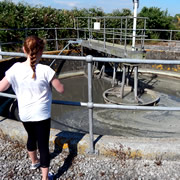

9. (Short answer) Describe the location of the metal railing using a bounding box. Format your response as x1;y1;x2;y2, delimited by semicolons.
75;16;180;52
75;16;148;51
0;51;180;153
0;27;76;52
1;20;180;55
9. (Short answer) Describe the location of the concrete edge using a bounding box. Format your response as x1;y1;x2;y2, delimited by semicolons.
1;116;180;161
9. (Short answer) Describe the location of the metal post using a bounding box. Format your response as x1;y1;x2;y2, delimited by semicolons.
91;18;92;40
124;18;128;56
142;18;146;50
74;18;76;29
77;18;79;39
88;18;91;46
113;28;115;46
120;65;126;98
81;45;84;66
86;55;94;154
104;17;106;49
134;66;138;102
55;28;58;50
84;30;86;40
112;63;116;87
81;46;83;56
170;30;173;41
132;0;139;51
120;18;123;45
126;66;130;86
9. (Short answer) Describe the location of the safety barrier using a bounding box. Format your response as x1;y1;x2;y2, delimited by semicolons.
0;51;180;153
1;26;180;55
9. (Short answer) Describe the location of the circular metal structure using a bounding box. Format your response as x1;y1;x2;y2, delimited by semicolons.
103;86;160;106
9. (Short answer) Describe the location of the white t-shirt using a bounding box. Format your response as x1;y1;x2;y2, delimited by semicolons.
5;62;55;122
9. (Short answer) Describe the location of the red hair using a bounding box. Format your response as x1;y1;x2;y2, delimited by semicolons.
23;36;45;79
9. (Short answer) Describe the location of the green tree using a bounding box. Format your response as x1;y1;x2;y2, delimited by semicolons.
107;9;132;29
0;1;179;50
174;14;180;28
138;7;175;40
138;7;174;29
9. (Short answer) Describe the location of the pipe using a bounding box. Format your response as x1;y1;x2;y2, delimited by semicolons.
1;52;180;64
0;92;180;111
86;55;95;154
132;0;139;51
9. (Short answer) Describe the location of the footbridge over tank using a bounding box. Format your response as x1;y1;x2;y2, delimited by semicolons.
75;16;147;59
80;39;145;59
74;16;180;60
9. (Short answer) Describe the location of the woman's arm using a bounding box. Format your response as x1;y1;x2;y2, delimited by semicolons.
51;77;64;93
0;77;10;92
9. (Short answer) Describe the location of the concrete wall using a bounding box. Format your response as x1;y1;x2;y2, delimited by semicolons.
143;50;180;72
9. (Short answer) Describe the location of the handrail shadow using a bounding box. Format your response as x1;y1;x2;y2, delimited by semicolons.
50;131;85;179
50;131;103;179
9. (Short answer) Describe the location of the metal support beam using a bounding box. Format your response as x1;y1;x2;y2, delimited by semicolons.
132;0;139;51
103;18;106;49
86;55;95;154
120;65;126;98
134;66;138;101
49;40;82;67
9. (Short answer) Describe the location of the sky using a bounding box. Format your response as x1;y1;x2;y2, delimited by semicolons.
1;0;179;16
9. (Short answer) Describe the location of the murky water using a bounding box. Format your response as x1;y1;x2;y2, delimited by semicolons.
51;73;180;138
51;76;112;133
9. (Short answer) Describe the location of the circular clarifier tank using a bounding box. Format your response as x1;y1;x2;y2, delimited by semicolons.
51;71;180;138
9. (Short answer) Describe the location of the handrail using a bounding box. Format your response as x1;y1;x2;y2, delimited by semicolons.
1;52;180;64
0;52;180;153
0;92;180;111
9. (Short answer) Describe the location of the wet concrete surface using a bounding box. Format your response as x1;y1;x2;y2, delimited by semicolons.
51;72;180;138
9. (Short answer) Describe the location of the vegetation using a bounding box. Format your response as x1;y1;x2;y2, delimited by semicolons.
0;0;179;51
138;7;177;41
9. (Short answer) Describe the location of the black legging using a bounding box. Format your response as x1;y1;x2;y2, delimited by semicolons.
23;118;51;168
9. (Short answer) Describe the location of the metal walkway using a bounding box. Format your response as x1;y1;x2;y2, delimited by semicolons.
81;39;145;59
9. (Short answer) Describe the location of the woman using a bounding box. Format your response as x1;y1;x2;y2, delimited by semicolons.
0;36;64;180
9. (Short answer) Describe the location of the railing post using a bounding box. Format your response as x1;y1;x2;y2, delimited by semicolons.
170;30;173;41
88;18;91;46
74;18;76;30
90;18;93;40
86;55;95;154
142;18;146;50
84;30;86;40
77;18;79;39
124;17;127;56
134;66;138;102
120;65;126;98
132;0;138;51
55;28;58;50
120;18;123;45
103;17;106;49
113;28;115;46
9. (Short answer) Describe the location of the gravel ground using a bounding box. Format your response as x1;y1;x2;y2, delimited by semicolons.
1;135;180;180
